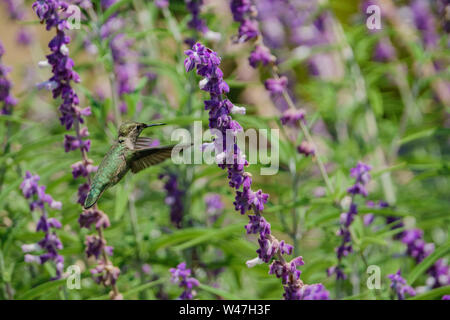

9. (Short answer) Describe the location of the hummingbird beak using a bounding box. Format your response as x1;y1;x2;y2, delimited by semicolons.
143;123;166;128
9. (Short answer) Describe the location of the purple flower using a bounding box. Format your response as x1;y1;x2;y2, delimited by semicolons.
443;295;450;300
159;173;185;228
330;162;372;279
155;0;168;9
363;214;375;226
248;45;276;68
71;160;98;179
170;262;200;300
86;235;108;259
0;42;17;115
204;194;224;224
265;76;288;94
230;0;259;42
388;270;416;300
78;208;111;229
373;38;396;62
297;141;315;157
280;109;305;127
297;283;330;300
186;42;328;300
411;0;438;49
185;0;208;34
91;260;121;287
20;171;64;279
399;228;450;288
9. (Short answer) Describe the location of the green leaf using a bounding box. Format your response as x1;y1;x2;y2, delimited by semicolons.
90;279;166;300
408;286;450;300
407;240;450;285
173;224;242;251
198;283;243;300
18;279;66;300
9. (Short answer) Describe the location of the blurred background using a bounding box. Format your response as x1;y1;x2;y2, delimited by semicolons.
0;0;449;300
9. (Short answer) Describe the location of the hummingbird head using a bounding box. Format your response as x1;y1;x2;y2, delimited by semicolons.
118;121;165;141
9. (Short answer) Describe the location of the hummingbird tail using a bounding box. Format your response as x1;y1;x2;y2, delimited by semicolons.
84;186;102;209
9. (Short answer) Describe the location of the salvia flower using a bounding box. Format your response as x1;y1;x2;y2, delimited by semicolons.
155;0;168;9
170;262;200;300
388;270;416;300
297;141;315;157
185;0;208;34
204;193;224;224
186;42;329;300
248;44;276;68
20;171;64;279
264;76;288;95
230;0;258;43
411;0;438;49
328;162;372;279
373;38;397;63
0;41;17;115
33;0;120;297
159;173;185;228
400;229;450;288
280;109;305;127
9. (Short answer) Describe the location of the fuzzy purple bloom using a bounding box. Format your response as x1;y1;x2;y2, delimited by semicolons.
373;39;396;62
388;270;416;300
248;45;276;68
0;42;17;115
155;0;168;9
186;42;328;300
204;194;224;224
411;0;439;49
264;76;288;94
329;162;372;279
160;173;185;229
170;262;200;300
185;0;208;33
20;171;64;279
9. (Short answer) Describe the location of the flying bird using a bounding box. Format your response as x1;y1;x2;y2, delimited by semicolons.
84;121;188;209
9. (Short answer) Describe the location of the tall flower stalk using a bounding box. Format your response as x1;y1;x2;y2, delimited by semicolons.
185;42;329;300
20;171;64;279
32;0;121;299
0;42;17;115
328;162;372;280
170;262;200;300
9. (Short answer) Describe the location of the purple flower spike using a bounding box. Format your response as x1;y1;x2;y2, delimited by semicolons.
186;42;329;300
0;41;17;115
170;262;200;300
249;45;276;68
20;171;64;279
388;270;416;300
265;76;288;94
160;173;185;228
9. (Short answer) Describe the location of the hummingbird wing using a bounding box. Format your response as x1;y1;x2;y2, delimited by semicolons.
130;144;188;173
135;137;157;149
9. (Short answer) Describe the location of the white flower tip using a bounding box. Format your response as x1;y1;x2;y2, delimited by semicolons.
199;78;209;90
60;44;69;55
215;152;226;163
231;105;246;115
246;257;263;268
205;30;222;42
38;60;50;68
50;201;62;210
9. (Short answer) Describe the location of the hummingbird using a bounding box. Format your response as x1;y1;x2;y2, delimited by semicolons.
84;121;187;209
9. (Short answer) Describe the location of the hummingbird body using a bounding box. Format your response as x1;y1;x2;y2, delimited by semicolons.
84;121;182;209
